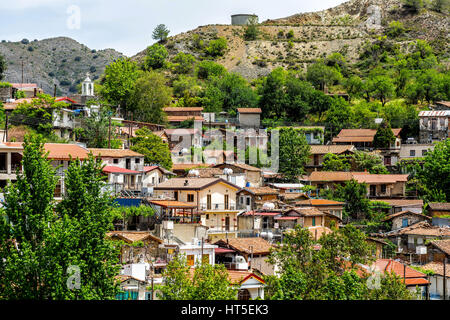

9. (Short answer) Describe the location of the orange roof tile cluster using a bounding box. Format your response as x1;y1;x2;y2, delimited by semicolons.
383;210;431;222
295;199;344;206
333;128;402;143
428;239;450;256
375;199;424;207
171;163;212;171
309;145;355;155
149;200;197;208
103;166;140;174
240;187;279;196
352;173;409;184
309;171;366;182
287;207;326;217
428;202;450;211
88;148;144;158
44;143;90;160
372;259;428;286
237;108;262;114
421;262;450;277
214;237;272;255
392;221;450;236
187;167;224;178
107;231;163;244
188;269;265;285
214;162;262;172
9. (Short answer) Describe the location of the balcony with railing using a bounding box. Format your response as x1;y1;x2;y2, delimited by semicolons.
199;203;237;211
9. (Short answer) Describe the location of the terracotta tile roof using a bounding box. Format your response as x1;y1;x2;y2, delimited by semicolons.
372;259;428;286
154;177;239;190
102;166;140;174
44;143;89;160
333;129;402;143
429;239;450;256
188;269;265;285
149;200;198;208
383;210;431;222
392;221;450;237
237;108;262;114
352;174;409;184
309;145;355;155
88;148;144;158
309;171;365;182
287;207;325;217
428;202;450;211
163;107;203;112
214;162;262;172
144;165;159;172
275;216;299;220
10;83;38;89
214;237;272;255
279;193;310;201
421;262;450;277
107;231;163;244
239;187;279;196
375;199;424;207
295;199;344;206
187;167;223;178
167;116;204;122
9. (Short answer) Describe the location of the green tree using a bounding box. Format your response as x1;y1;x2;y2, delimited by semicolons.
386;21;406;38
373;122;396;149
130;71;172;124
101;58;140;115
368;75;395;106
195;60;227;80
323;153;351;171
258;67;288;118
171;52;196;74
205;37;227;58
0;134;59;299
344;75;364;101
334;179;371;220
352;151;389;174
51;155;120;299
416;139;450;202
278;128;311;182
144;44;169;70
78;106;121;148
243;16;259;41
306;60;342;91
0;54;6;81
131;127;173;170
152;24;170;42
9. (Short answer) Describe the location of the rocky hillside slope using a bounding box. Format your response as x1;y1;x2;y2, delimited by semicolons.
133;0;449;80
0;37;124;95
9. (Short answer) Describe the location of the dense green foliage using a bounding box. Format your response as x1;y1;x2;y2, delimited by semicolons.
152;24;170;42
278;128;311;182
131;127;173;170
0;54;6;81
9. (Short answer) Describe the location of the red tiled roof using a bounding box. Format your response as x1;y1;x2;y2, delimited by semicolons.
144;165;159;173
167;116;204;122
237;108;262;114
102;166;140;174
373;259;429;286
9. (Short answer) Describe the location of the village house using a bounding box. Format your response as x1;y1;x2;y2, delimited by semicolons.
267;183;305;195
236;108;262;128
164;128;202;154
214;237;274;275
386;221;450;260
213;162;263;187
279;207;342;231
305;145;355;174
308;171;409;198
377;199;424;215
332;128;402;151
237;187;279;211
142;165;174;191
89;148;145;193
421;261;450;300
426;239;450;263
294;199;344;221
153;177;241;242
418;110;450;144
428;202;450;218
399;143;435;161
366;237;389;259
163;107;204;125
237;210;284;241
383;210;431;231
116;275;148;300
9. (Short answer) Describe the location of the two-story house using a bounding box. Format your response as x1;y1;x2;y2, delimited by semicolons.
163;107;204;126
419;110;450;143
153;177;241;242
305;145;355;174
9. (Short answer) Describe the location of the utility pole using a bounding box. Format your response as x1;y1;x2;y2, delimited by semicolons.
201;237;204;265
4;112;8;142
108;112;112;149
444;257;447;301
21;60;24;84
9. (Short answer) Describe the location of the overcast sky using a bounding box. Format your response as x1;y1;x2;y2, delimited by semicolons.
0;0;346;56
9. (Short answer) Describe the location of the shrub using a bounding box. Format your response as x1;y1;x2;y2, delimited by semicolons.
286;30;295;39
21;39;29;44
386;21;405;38
205;37;227;57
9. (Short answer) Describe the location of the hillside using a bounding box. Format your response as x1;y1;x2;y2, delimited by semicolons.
0;37;125;95
133;0;449;80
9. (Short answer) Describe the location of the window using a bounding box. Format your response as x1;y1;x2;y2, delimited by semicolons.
312;217;316;226
422;150;427;156
410;150;416;157
187;255;195;266
207;195;211;210
135;158;140;164
381;184;386;194
113;158;119;164
238;289;251;300
224;194;229;210
402;218;408;228
246;197;251;206
187;194;194;202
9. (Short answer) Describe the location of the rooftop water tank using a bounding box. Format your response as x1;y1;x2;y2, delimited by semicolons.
231;14;258;26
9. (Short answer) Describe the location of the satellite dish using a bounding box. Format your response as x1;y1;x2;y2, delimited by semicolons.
188;169;200;177
375;118;383;124
262;202;275;210
223;168;233;175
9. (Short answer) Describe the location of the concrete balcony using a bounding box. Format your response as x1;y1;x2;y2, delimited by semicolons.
199;203;237;211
